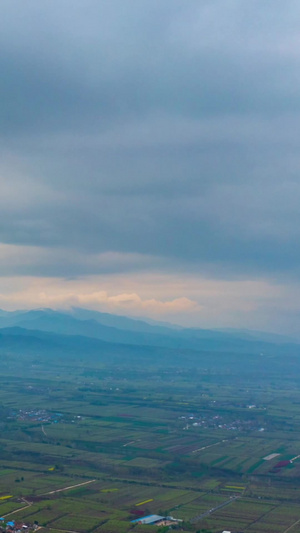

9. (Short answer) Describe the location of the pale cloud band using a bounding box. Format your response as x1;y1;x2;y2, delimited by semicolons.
0;273;299;337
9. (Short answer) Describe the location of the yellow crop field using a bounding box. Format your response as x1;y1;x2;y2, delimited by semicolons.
135;499;153;506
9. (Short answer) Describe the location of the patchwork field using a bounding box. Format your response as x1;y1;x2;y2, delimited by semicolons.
1;346;300;532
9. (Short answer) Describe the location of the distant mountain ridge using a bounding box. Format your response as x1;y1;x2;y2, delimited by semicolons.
0;307;298;356
0;325;300;381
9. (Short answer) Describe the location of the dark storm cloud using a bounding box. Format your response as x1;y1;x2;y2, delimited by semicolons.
2;0;300;136
1;0;300;279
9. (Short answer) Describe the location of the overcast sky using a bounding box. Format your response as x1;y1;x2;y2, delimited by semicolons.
1;0;300;334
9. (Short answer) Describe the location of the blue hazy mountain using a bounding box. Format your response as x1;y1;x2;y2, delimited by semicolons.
0;326;299;380
0;308;298;356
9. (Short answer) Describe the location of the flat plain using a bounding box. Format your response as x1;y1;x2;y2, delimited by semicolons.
1;340;300;533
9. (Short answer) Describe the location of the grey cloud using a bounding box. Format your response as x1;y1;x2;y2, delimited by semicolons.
1;1;300;281
2;0;300;138
0;243;162;278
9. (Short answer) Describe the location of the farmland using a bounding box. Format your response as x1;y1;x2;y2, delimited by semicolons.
1;340;300;532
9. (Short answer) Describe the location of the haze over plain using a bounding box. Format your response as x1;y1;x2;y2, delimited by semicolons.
1;0;300;335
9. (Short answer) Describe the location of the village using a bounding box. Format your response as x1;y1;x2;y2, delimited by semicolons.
179;413;265;432
8;409;63;424
0;519;37;533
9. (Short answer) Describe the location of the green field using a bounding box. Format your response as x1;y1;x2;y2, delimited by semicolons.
1;346;300;533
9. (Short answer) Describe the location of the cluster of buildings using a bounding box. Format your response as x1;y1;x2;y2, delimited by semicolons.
180;413;265;432
13;409;62;423
0;520;33;533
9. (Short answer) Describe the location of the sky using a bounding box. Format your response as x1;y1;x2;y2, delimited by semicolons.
1;0;300;334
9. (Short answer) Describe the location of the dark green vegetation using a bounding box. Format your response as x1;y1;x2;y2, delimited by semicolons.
0;310;300;532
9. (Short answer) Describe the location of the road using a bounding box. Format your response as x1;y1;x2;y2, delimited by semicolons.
3;481;96;518
190;495;239;523
43;479;96;495
290;454;300;463
283;518;300;533
2;480;96;519
192;439;229;454
48;529;80;533
3;498;32;518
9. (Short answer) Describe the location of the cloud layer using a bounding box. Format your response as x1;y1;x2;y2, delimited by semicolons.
1;1;300;331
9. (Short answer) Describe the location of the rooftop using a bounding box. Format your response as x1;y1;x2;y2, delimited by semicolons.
131;514;164;525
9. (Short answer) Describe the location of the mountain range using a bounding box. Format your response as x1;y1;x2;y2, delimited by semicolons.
0;307;298;360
